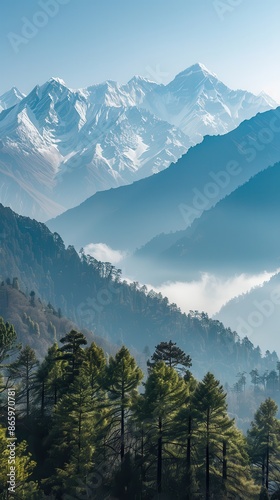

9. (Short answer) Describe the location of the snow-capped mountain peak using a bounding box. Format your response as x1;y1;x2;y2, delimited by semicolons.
0;86;25;112
258;90;279;107
141;63;278;141
176;62;217;79
0;63;277;221
48;76;67;86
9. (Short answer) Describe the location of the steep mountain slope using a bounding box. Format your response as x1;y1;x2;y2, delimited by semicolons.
130;161;280;282
0;282;118;360
0;87;25;112
214;272;280;354
0;77;191;220
48;106;280;252
142;63;276;141
0;203;275;382
0;64;276;221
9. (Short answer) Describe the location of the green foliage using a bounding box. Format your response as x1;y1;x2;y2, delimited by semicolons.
148;340;192;374
248;398;280;488
84;342;106;390
9;346;39;417
105;346;143;462
0;425;38;499
0;203;275;385
0;320;277;498
0;317;18;365
58;330;87;383
192;372;258;499
45;373;97;497
135;362;189;496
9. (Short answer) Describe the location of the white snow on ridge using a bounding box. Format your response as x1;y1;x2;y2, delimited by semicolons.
0;63;277;220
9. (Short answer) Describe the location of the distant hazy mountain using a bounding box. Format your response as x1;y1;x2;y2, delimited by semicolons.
131;161;280;283
0;87;25;112
0;203;275;382
142;63;277;141
214;271;280;355
48;106;280;255
0;64;276;220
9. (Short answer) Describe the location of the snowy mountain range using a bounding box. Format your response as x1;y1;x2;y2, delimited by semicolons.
142;63;277;141
0;87;25;112
0;63;277;220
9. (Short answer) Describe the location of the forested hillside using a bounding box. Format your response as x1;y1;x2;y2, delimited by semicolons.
0;281;117;360
0;204;277;384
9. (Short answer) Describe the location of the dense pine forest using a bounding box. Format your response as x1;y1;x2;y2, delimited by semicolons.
1;206;280;498
1;318;280;499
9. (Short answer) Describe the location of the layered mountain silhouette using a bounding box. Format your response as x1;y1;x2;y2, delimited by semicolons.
0;64;276;220
0;203;275;382
214;271;280;355
48;106;280;256
130;161;280;283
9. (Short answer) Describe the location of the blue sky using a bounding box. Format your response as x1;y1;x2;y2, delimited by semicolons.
1;0;280;100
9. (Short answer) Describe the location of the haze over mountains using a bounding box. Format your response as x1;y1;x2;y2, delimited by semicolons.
0;63;276;220
47;101;280;356
214;271;280;354
131;161;280;282
1;63;280;359
0;202;276;382
49;106;280;255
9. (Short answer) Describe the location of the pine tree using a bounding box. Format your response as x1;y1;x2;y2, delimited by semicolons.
172;374;198;499
138;361;188;497
45;372;97;497
9;346;39;417
84;342;106;391
192;372;258;499
247;398;280;491
34;343;65;416
0;317;18;365
104;347;143;464
148;340;192;374
58;330;87;384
